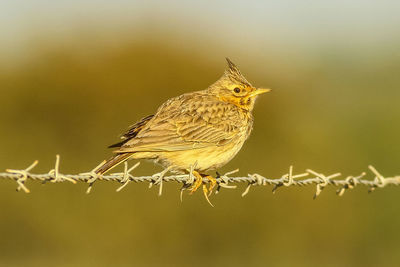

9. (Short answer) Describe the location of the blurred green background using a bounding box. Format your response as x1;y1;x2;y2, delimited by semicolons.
1;1;400;266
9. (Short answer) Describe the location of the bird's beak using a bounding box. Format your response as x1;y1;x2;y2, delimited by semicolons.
250;88;271;97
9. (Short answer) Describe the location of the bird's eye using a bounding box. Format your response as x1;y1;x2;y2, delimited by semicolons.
234;87;241;93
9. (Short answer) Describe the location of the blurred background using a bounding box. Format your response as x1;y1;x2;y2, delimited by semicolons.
1;0;400;266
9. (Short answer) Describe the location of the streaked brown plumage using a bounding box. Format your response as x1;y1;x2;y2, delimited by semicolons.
95;58;270;201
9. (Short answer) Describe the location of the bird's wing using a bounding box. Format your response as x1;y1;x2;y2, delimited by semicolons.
108;114;154;148
114;94;243;153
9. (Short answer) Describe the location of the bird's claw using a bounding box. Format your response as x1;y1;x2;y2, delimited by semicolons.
189;171;216;206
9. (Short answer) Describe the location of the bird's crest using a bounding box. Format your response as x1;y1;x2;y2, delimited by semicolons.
225;58;251;86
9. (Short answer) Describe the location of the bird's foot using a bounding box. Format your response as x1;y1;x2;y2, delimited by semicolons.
189;171;203;194
189;171;215;207
202;184;214;207
205;175;217;196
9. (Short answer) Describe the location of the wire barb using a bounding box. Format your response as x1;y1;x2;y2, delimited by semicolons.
5;160;38;193
1;158;400;199
116;162;141;192
48;155;77;184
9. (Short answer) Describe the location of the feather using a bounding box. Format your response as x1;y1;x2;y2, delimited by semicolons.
95;153;133;175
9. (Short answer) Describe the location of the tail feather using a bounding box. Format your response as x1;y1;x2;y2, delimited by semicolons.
95;153;133;175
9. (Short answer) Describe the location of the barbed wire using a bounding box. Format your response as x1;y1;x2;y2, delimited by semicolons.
1;155;399;200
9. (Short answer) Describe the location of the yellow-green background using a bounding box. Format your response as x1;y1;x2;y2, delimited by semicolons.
1;1;400;266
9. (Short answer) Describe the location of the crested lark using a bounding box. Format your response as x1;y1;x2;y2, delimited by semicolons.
95;58;270;203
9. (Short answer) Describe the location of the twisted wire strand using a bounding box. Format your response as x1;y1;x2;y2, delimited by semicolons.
1;155;399;197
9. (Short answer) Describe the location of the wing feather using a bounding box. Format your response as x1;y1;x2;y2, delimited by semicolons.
108;114;154;148
114;94;243;153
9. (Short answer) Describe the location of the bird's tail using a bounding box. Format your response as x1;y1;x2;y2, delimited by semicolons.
95;153;134;175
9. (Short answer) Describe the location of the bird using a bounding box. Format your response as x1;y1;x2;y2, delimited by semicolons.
95;58;271;204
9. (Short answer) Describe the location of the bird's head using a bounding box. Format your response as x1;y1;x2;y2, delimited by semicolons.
208;58;271;111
